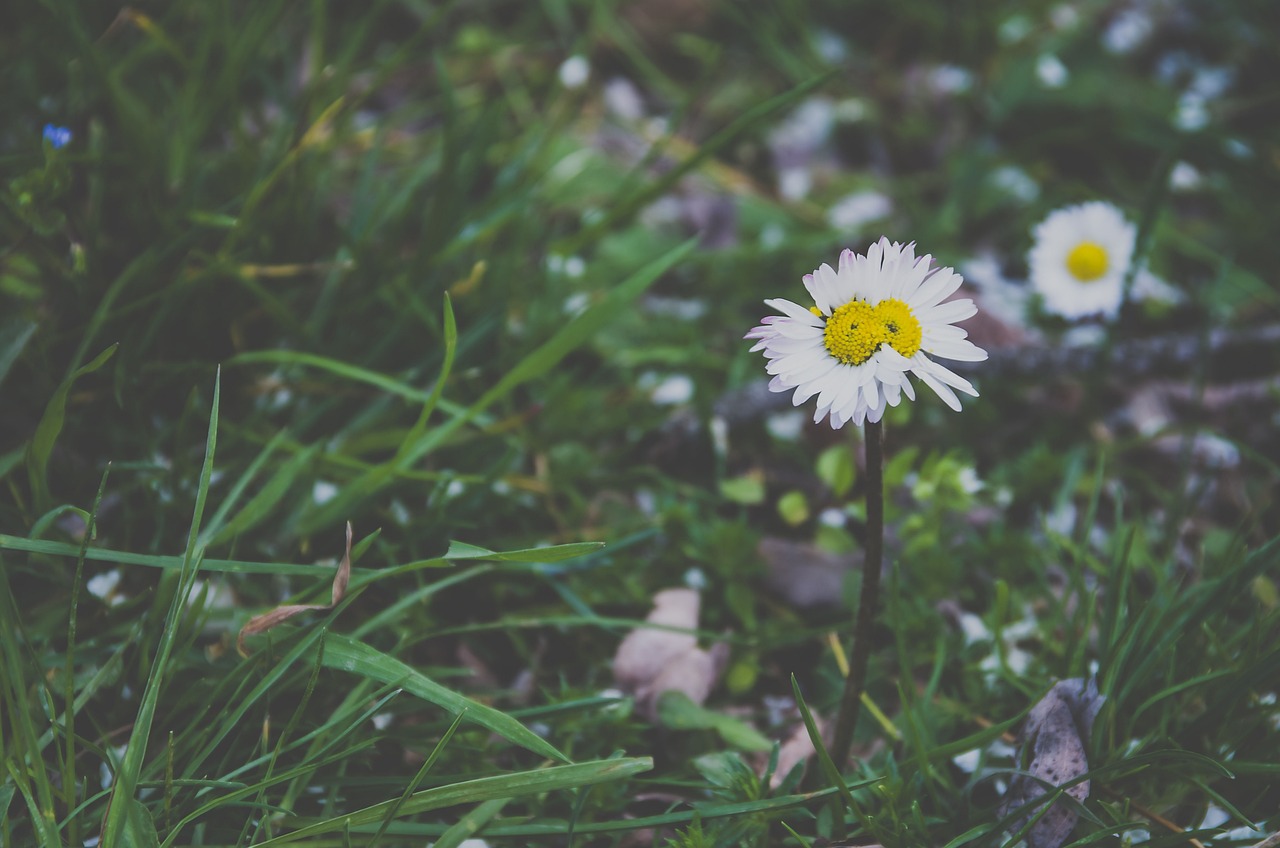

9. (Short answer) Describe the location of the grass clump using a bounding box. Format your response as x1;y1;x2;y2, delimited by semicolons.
3;2;1278;847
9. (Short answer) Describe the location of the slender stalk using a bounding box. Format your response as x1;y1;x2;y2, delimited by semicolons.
830;418;885;769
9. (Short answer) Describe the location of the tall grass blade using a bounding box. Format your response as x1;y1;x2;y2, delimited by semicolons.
100;369;220;848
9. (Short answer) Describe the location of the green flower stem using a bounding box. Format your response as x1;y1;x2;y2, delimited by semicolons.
830;418;884;769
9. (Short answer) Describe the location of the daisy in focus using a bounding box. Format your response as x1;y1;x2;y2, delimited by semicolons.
1028;201;1135;320
747;237;988;428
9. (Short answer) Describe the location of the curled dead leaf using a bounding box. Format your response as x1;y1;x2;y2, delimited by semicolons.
236;522;353;656
612;588;727;719
1001;678;1105;848
613;588;699;691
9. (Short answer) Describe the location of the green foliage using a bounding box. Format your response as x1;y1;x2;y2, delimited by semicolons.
1;0;1278;846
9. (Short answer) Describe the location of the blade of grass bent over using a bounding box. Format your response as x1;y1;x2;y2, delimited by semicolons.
316;632;568;763
100;369;220;848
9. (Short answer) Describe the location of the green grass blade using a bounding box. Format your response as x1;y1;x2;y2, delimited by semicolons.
198;427;290;548
0;318;37;389
255;757;653;845
790;674;860;815
300;238;695;532
62;463;111;848
317;632;569;763
396;292;458;463
205;441;322;547
24;342;118;513
181;619;335;781
1;759;57;847
227;349;438;404
367;711;466;848
326;780;875;839
441;540;604;562
432;797;509;848
101;369;220;848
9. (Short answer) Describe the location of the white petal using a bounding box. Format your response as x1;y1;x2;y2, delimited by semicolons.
922;338;988;362
915;368;962;411
919;298;977;325
910;268;964;309
916;354;979;397
764;299;823;325
773;321;824;340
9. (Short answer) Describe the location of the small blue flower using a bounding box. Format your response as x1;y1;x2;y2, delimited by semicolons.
43;124;72;149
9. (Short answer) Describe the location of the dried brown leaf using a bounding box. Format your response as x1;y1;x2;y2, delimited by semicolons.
613;588;730;719
613;588;700;690
758;537;855;610
237;522;353;656
1001;678;1105;848
770;713;823;789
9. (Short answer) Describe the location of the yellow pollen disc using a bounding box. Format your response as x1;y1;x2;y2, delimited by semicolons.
1065;241;1109;282
809;305;823;316
823;301;883;365
875;298;923;358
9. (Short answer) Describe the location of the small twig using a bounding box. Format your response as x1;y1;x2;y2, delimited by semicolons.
1249;831;1280;848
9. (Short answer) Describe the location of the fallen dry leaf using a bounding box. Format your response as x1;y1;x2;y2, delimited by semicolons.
758;537;855;610
237;522;353;656
770;712;823;789
1001;678;1105;848
612;588;727;719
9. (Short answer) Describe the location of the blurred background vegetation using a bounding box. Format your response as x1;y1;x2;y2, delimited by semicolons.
2;1;1278;846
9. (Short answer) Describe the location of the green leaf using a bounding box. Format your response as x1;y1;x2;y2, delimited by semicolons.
124;798;162;848
777;490;810;526
317;633;570;763
720;471;765;505
816;445;856;498
255;757;653;845
25;342;118;512
656;691;772;751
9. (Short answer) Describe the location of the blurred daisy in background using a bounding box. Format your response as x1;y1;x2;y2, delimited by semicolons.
1028;202;1135;320
747;238;987;428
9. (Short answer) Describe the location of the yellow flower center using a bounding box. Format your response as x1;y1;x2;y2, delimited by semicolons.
1065;241;1109;282
821;298;922;365
876;298;923;359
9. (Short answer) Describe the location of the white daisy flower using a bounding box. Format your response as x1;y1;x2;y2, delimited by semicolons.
746;237;988;429
1028;202;1135;320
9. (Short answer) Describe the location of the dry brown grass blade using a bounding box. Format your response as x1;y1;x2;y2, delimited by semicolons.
236;522;353;656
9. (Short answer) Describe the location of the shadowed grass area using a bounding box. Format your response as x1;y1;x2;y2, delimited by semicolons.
2;1;1278;846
